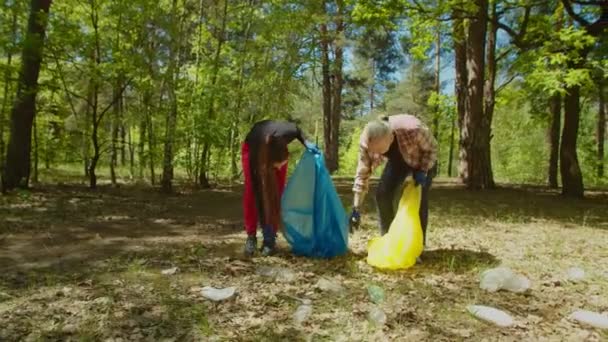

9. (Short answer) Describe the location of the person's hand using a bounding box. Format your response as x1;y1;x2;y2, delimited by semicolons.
414;171;427;187
305;141;321;154
349;207;361;233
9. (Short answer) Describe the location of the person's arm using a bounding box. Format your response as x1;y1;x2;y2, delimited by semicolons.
416;127;438;173
295;126;307;146
353;145;373;209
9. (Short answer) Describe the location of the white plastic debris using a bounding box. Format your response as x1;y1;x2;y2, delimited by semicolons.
569;310;608;329
480;267;530;293
467;305;515;327
315;278;344;293
368;305;387;326
201;286;237;301
566;267;585;283
256;266;296;283
293;304;313;324
161;267;179;275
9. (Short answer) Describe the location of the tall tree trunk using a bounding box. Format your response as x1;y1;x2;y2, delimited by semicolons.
369;59;375;113
448;115;455;177
560;84;584;197
139;92;149;180
199;143;211;188
2;0;52;191
229;120;238;182
453;10;467;180
481;1;497;185
161;88;178;193
147;109;156;185
548;93;561;188
597;80;605;178
433;28;441;174
110;82;121;186
327;0;344;173
0;3;18;175
88;0;102;189
128;125;134;179
120;123;126;166
433;29;441;139
32;117;38;183
199;0;228;188
320;4;334;171
161;0;181;193
460;0;493;189
83;87;92;178
88;81;100;188
139;116;146;180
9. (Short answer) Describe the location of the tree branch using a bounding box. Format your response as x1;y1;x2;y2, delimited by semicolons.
572;0;605;5
496;74;519;94
562;0;592;27
498;21;518;38
497;47;513;62
95;78;133;127
497;5;533;50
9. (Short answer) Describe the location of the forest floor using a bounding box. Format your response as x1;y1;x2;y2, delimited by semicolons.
1;178;607;341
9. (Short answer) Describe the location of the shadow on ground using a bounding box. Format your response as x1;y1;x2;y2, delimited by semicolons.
0;181;606;289
421;248;500;273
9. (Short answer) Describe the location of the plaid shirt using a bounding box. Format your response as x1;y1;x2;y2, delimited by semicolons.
353;114;437;193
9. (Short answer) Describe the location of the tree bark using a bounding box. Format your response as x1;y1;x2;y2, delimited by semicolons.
320;0;342;173
548;93;561;188
138;99;147;180
433;29;441;141
128;125;134;179
110;81;121;186
88;0;102;189
147;108;156;185
161;0;181;193
597;80;605;178
198;0;228;188
448;115;455;177
2;0;52;191
481;1;497;186
120;123;126;166
199;143;211;188
320;6;333;167
32;117;38;183
453;10;467;180
89;85;100;189
560;84;584;197
327;0;344;173
460;0;494;189
369;59;375;113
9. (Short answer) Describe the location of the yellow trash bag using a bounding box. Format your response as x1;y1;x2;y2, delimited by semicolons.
367;181;423;270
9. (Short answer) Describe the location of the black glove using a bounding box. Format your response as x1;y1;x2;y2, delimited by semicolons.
414;171;427;187
349;207;361;233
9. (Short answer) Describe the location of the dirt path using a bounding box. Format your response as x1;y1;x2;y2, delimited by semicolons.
1;182;607;341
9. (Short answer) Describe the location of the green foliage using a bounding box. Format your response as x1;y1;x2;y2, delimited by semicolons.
492;87;549;184
0;0;606;191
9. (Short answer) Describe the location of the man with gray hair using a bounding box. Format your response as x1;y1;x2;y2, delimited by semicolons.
350;114;437;250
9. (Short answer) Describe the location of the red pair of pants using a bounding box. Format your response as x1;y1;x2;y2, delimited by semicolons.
241;142;288;236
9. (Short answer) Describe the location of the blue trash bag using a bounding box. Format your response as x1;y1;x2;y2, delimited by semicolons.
281;143;349;258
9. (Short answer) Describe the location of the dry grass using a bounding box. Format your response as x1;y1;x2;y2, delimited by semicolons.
0;180;607;341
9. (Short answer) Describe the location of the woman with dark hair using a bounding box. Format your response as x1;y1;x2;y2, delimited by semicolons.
241;120;307;256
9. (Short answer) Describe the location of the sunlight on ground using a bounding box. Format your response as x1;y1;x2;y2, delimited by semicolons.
1;183;607;341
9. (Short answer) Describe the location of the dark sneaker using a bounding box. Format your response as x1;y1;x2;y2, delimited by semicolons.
244;236;257;256
261;241;276;256
261;225;276;256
